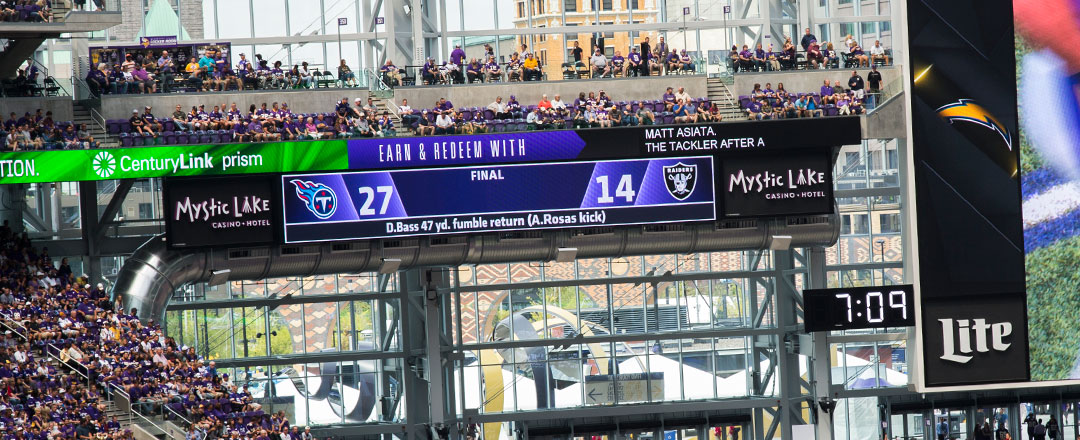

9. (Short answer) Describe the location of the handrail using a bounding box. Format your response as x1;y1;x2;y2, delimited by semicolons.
865;79;903;115
165;404;193;427
363;68;394;98
89;106;109;141
0;318;29;342
46;342;92;388
110;383;172;437
383;97;401;120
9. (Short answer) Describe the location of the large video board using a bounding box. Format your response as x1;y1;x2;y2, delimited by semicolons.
907;0;1080;389
165;118;858;246
282;157;716;242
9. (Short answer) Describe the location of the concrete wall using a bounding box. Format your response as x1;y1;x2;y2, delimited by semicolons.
391;74;708;109
0;97;74;122
863;91;907;139
100;88;369;120
732;66;902;97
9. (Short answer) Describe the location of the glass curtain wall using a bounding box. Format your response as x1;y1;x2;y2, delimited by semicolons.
166;272;404;427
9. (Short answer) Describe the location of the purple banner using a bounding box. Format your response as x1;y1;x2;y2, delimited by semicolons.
139;36;179;48
347;130;586;170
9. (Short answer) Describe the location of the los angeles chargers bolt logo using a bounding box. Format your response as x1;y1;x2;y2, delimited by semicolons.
290;179;337;219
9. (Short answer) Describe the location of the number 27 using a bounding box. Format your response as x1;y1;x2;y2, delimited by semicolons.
358;186;393;215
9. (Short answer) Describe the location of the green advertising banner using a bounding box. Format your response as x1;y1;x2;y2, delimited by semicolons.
0;140;349;184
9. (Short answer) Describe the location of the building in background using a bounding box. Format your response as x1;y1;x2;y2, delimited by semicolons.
512;0;660;69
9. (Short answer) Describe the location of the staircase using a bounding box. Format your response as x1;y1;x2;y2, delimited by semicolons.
72;101;116;148
707;77;747;122
37;351;143;435
51;2;71;22
369;95;412;135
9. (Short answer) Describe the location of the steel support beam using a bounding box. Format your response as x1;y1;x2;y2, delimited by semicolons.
808;246;834;440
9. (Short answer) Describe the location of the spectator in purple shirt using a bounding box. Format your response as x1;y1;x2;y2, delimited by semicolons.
436;98;454;112
628;47;643;76
738;45;754;72
466;59;484;83
450;44;466;66
662;87;676;111
820;79;835;104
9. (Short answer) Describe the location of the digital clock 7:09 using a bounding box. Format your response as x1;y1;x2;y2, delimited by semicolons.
802;285;915;332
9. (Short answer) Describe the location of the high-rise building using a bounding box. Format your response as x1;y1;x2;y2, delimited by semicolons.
511;0;660;69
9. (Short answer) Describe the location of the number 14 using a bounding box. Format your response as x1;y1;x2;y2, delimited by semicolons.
596;174;635;203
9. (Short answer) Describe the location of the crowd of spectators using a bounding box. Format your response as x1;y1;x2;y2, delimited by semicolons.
0;224;320;440
82;37;704;96
2;109;97;151
84;48;364;96
101;82;715;146
395;37;697;87
0;0;53;22
397;86;718;136
108;97;397;147
739;69;882;120
730;28;890;73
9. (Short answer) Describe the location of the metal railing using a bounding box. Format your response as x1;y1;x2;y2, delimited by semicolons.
865;78;903;114
88;106;109;141
45;342;94;388
363;67;394;99
110;384;172;438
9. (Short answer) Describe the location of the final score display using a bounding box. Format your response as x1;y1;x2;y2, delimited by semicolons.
281;157;716;242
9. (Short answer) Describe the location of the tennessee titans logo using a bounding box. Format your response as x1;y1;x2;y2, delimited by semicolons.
936;99;1014;151
290;179;337;219
663;162;698;200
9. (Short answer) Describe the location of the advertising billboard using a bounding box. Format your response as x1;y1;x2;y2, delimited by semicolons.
909;0;1080;389
164;175;279;248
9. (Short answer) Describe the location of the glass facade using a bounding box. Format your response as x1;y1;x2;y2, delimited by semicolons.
15;0;909;437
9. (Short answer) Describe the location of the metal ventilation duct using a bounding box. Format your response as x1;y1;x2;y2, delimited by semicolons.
117;214;839;323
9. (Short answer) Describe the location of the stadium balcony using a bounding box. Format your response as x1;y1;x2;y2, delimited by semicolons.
1;58;903;151
0;2;121;79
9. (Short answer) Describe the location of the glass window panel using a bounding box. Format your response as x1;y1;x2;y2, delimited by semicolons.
323;0;358;33
860;21;877;36
475;263;510;285
202;0;217;39
253;0;286;37
288;0;324;39
326;40;360;77
216;1;252;39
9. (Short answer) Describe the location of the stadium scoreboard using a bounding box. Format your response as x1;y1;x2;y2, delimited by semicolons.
282;157;716;242
164;118;862;248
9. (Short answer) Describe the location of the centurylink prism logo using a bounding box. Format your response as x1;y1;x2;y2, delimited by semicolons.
663;162;698;200
92;151;116;178
290;179;337;219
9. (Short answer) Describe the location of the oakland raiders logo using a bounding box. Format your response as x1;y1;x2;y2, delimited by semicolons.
663;162;698;200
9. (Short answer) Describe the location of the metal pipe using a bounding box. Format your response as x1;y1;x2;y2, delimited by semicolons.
119;214;840;324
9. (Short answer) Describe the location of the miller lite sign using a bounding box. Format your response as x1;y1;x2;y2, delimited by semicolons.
920;297;1029;386
937;318;1012;364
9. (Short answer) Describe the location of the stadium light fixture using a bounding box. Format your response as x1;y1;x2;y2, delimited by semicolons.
768;235;793;251
379;258;402;274
208;269;231;286
555;247;578;263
